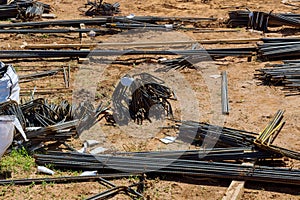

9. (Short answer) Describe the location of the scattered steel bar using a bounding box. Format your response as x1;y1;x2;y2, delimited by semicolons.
221;71;229;115
0;173;137;185
19;68;62;83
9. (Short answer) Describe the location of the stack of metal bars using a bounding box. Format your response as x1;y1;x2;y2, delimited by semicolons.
255;60;300;95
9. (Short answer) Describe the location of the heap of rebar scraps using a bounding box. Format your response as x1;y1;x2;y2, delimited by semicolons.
255;60;300;96
0;0;51;20
257;38;300;61
0;99;111;150
112;73;175;125
79;0;120;16
34;151;300;186
228;10;300;31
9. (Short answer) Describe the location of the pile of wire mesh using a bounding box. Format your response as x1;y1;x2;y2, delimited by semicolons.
0;0;51;20
255;60;300;96
0;98;111;151
79;0;120;16
112;73;175;125
227;10;300;32
257;38;300;61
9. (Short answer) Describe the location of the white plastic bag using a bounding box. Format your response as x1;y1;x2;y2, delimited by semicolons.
0;62;20;104
0;116;15;158
0;115;27;159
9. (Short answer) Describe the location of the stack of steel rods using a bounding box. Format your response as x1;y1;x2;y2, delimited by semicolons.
34;151;300;186
255;110;285;145
228;10;300;31
175;120;258;147
255;60;300;95
114;147;282;161
257;38;300;61
0;48;255;59
175;118;300;160
0;16;216;29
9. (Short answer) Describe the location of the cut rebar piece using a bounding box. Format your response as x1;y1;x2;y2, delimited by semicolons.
221;71;229;115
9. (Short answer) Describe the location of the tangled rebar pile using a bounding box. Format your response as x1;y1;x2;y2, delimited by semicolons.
79;0;120;16
112;73;175;125
0;99;111;151
0;0;51;20
255;60;300;96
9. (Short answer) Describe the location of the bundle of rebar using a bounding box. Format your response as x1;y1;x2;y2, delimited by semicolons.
115;147;282;161
255;60;300;95
0;0;50;20
112;73;174;125
0;48;255;59
176;120;258;148
257;38;300;61
79;0;120;16
34;151;300;186
0;16;216;29
228;10;300;31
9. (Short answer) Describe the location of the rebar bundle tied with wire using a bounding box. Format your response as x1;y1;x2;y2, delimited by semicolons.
112;73;175;125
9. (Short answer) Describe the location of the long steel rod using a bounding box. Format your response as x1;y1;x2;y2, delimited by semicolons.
23;38;261;49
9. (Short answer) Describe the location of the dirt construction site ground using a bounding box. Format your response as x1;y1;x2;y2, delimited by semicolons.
0;0;300;199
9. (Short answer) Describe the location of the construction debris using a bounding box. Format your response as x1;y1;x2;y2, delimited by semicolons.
0;99;112;151
79;0;120;16
0;0;51;21
255;60;300;96
112;73;175;125
228;10;300;32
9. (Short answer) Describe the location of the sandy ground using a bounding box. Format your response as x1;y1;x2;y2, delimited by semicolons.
0;0;300;199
